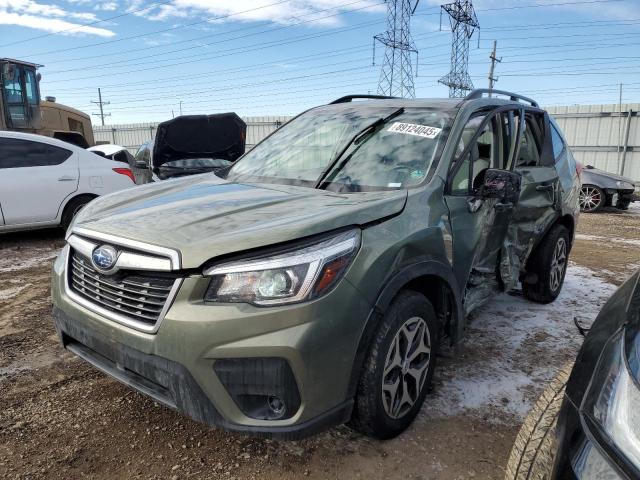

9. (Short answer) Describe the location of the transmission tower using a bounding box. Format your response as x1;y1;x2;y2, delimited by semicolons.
438;0;479;98
374;0;419;98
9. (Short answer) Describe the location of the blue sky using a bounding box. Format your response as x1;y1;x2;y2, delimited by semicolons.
1;0;640;123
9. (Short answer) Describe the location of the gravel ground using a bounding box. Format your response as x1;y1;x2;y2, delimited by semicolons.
0;205;637;480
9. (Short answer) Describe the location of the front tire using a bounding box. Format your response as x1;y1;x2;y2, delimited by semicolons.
350;290;438;439
523;225;569;304
505;363;572;480
579;185;604;212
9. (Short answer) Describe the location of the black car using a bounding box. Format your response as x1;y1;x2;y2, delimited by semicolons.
133;113;247;182
506;270;640;479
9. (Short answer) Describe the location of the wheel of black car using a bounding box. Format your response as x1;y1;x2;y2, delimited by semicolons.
505;363;572;480
523;224;570;304
350;290;438;439
579;184;604;212
61;196;93;231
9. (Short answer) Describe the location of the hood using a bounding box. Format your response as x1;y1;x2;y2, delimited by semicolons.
583;166;636;186
153;113;246;169
73;175;407;269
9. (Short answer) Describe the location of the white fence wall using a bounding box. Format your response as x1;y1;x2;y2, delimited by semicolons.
93;116;292;154
94;106;640;182
546;104;640;182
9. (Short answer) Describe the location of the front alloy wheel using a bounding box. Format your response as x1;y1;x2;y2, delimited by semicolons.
382;317;431;419
579;185;604;212
350;290;438;439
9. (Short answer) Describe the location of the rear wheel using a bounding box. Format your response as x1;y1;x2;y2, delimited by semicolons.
61;196;94;231
505;363;572;480
579;185;604;212
350;290;438;439
523;225;569;304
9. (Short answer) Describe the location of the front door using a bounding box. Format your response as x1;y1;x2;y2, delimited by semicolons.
0;136;79;225
444;106;523;314
503;111;560;289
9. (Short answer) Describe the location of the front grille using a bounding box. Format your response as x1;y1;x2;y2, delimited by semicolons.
69;249;178;327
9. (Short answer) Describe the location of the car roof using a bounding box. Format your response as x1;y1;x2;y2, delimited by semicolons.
88;144;127;156
0;130;83;151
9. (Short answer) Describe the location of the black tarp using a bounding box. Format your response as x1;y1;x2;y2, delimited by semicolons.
152;113;247;168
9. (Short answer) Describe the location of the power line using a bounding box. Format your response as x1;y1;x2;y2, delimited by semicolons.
44;1;383;75
41;0;380;68
18;0;294;58
43;18;384;79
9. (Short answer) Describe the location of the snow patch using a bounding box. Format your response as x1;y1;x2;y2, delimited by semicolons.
0;249;59;273
423;263;617;423
575;233;640;247
0;284;30;301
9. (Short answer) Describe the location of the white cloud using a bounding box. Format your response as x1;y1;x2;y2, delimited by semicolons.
0;0;114;36
95;2;119;11
137;0;384;26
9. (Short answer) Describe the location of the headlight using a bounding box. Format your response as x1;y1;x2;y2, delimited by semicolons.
203;229;361;306
584;328;640;469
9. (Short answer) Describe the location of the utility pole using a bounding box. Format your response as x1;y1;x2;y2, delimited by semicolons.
488;40;501;96
90;88;110;126
438;0;480;98
374;0;420;98
179;101;183;116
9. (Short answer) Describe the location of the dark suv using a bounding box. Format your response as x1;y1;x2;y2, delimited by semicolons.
52;90;581;439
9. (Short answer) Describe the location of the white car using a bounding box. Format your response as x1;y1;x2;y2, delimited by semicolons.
0;131;136;233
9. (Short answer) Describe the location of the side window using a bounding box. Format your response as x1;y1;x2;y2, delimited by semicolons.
514;118;543;168
24;69;39;105
450;115;495;195
550;123;566;160
0;138;72;169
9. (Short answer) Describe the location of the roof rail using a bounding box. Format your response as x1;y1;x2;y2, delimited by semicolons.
330;94;399;104
465;89;539;108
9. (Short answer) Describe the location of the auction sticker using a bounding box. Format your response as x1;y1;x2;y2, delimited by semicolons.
387;122;441;139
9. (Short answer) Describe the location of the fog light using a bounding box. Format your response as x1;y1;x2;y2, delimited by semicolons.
267;395;286;418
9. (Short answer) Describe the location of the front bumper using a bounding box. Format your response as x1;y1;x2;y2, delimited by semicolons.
51;246;372;439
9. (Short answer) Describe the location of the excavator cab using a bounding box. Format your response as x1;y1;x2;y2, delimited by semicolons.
0;58;42;131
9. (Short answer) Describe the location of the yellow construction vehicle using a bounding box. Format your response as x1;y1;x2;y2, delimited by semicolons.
0;58;94;147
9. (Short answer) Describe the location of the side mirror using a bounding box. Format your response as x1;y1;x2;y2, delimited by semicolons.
474;168;521;204
134;160;149;169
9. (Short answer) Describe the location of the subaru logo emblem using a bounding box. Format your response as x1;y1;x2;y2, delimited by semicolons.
92;245;118;272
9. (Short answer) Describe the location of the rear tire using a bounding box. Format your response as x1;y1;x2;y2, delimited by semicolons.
505;363;572;480
523;225;569;304
61;196;94;231
349;290;438;439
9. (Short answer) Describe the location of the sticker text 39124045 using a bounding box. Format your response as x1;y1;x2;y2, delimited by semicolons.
387;122;442;139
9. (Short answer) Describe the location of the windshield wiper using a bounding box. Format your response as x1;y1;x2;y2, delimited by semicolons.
314;107;404;189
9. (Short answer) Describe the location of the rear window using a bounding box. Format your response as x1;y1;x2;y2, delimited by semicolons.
550;123;566;160
0;137;73;169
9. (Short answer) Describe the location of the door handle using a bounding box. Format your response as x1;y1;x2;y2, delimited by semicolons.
536;184;553;192
58;176;77;182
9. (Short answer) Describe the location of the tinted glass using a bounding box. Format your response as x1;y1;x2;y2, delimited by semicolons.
550;123;566;159
24;69;38;105
0;137;73;169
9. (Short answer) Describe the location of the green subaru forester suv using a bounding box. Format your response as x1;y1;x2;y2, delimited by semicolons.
52;90;580;439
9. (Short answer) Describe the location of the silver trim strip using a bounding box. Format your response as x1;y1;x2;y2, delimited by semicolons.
63;242;183;334
71;227;181;270
68;233;174;272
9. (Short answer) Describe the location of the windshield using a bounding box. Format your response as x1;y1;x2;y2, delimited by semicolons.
226;105;452;192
